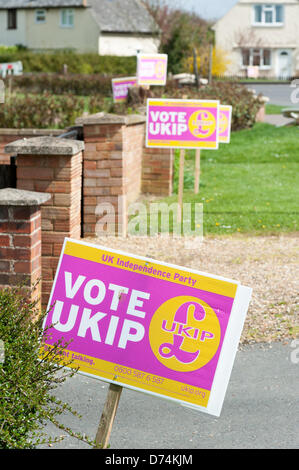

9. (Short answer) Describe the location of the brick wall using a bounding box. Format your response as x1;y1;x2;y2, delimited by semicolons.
142;147;174;196
79;113;146;237
0;188;51;305
0;129;64;164
4;136;84;308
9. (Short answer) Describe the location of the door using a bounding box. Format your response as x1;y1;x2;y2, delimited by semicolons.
277;50;292;79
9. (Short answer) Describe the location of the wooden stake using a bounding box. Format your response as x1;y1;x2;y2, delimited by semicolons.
194;149;201;194
177;149;185;223
95;383;123;449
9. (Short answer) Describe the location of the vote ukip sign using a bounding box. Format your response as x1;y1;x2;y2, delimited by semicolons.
219;105;232;144
41;239;251;417
146;98;220;150
112;77;137;103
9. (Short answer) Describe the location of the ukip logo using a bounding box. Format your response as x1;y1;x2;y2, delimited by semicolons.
149;296;221;373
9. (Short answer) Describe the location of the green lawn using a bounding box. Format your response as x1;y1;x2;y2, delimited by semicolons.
155;123;299;235
265;104;286;115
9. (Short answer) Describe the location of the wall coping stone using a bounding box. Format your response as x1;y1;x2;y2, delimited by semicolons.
0;187;51;206
0;129;65;136
76;112;146;126
4;136;84;156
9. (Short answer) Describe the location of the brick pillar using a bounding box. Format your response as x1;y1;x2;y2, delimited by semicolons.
5;136;84;308
142;147;174;197
0;188;51;305
78;113;146;237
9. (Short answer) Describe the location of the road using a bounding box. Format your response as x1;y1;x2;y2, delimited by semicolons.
40;341;299;450
246;83;296;106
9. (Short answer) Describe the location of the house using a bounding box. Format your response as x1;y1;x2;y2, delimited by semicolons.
213;0;299;78
0;0;160;56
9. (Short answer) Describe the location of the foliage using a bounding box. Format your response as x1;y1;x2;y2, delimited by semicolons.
8;73;113;97
0;92;86;129
144;1;209;73
185;47;231;78
0;285;95;448
0;47;136;75
151;81;263;131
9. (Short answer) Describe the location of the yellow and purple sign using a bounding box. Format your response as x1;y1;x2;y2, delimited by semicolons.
41;239;252;417
137;54;168;86
112;77;137;103
219;105;232;144
146;98;220;150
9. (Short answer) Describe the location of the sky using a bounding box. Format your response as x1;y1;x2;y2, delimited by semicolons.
158;0;239;21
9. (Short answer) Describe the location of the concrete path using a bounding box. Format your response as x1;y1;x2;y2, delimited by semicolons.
40;341;299;450
246;83;294;106
264;114;294;127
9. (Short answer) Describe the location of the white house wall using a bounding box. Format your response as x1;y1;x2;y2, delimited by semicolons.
0;9;26;47
99;34;159;56
214;1;299;76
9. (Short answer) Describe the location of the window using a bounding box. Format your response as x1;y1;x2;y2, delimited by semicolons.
241;48;272;68
60;9;74;28
35;9;46;23
7;9;17;30
253;4;284;25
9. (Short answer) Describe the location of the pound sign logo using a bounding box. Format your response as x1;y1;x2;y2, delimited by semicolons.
188;110;216;140
149;296;221;372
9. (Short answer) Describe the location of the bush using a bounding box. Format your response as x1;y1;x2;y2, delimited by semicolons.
151;81;263;131
0;285;95;448
0;92;86;129
8;73;113;97
0;48;137;75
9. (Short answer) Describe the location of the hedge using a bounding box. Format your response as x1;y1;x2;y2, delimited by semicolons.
0;47;137;75
0;93;87;129
1;78;262;131
152;81;263;131
8;73;113;97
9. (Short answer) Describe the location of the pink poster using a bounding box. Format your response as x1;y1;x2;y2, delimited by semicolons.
219;105;232;144
112;77;137;103
41;239;251;417
146;98;220;150
137;54;168;86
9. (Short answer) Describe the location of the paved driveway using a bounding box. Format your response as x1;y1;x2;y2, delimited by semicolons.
246;83;295;106
40;341;299;450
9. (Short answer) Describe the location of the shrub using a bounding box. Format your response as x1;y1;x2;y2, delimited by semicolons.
0;49;137;75
8;73;114;97
152;81;263;131
0;92;86;129
0;285;95;448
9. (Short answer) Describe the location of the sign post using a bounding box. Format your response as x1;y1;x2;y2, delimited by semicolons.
95;383;123;449
194;149;201;194
178;149;185;222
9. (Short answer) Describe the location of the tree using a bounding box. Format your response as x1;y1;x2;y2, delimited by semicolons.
143;0;209;73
